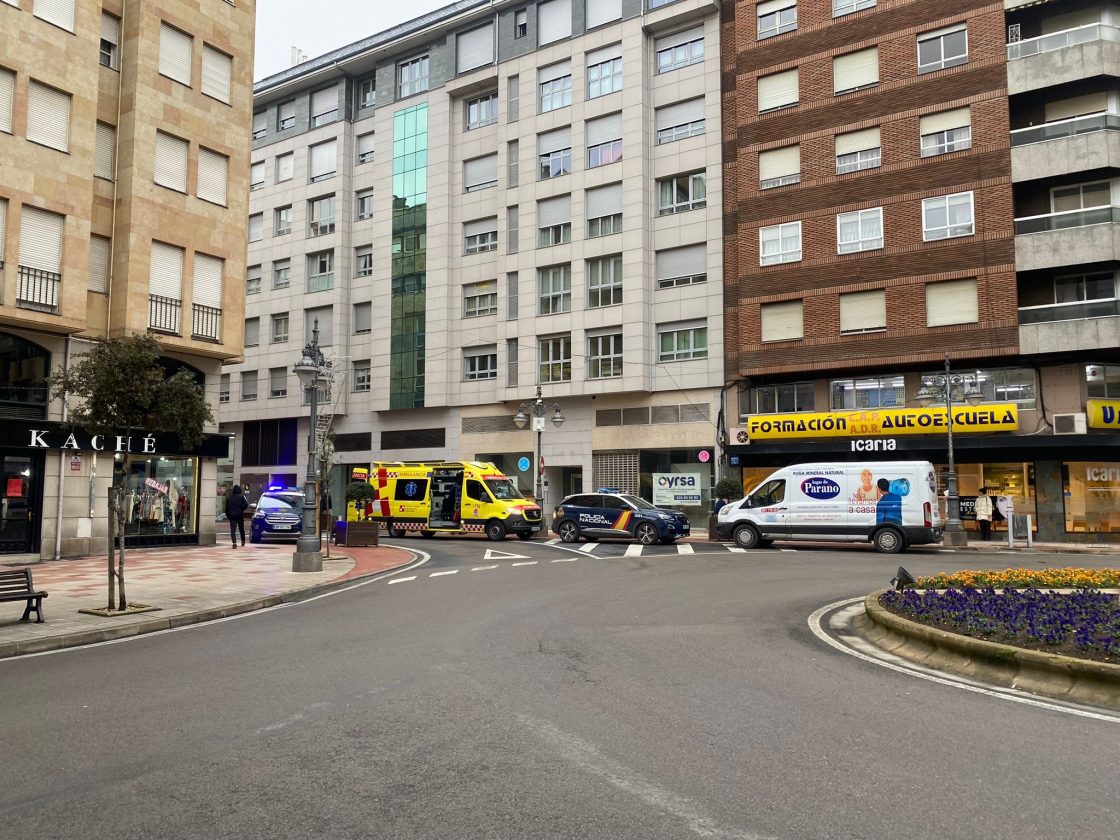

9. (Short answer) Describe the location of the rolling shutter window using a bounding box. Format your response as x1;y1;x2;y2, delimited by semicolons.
309;140;336;179
464;217;498;237
920;107;970;135
538;60;571;85
926;279;978;327
19;206;64;274
537;194;571;228
656;24;703;53
101;13;120;52
159;23;193;86
587;42;622;67
201;45;232;104
149;241;184;300
248;214;262;241
757;68;798;112
305;306;333;346
839;290;886;332
586;112;621;146
1044;93;1108;122
33;0;75;32
269;368;286;396
655;98;704;130
586;0;622;29
758;145;800;181
833;47;878;93
357;132;375;161
193;252;223;307
656;244;705;282
154;131;188;191
279;100;295;126
252;111;267;136
0;199;6;263
835;126;880;155
250;161;264;186
26;81;71;152
586;183;622;217
88;235;110;293
760;300;803;342
0;68;13;134
538;126;571;154
538;0;572;45
464;154;497;190
243;318;259;346
456;23;494;73
197;147;229;206
310;87;337;120
94;122;115;180
276;152;293;181
353;301;372;333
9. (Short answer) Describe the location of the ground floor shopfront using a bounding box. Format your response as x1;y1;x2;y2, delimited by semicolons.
727;434;1120;544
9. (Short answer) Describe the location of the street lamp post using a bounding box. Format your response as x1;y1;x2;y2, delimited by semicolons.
513;385;565;511
291;320;327;572
915;355;983;547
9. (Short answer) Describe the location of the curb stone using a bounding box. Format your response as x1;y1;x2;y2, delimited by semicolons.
0;551;419;662
859;588;1120;711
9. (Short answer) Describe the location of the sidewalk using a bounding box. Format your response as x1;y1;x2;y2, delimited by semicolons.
0;541;416;660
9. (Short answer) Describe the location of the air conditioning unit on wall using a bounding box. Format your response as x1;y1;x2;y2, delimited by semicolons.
1053;413;1087;435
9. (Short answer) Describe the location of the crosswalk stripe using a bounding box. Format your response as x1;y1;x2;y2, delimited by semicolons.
624;544;643;557
579;543;598;553
676;543;694;555
726;547;747;553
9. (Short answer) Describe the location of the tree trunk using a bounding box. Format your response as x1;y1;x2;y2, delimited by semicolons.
106;486;117;612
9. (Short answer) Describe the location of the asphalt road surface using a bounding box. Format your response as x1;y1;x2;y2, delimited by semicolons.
3;536;1118;840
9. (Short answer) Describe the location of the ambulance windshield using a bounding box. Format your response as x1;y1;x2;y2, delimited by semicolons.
485;478;526;501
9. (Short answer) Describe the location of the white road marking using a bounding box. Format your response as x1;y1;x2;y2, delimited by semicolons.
676;543;695;555
511;561;538;567
483;548;530;561
545;539;561;545
519;715;774;840
387;576;416;584
579;543;598;553
938;549;957;553
780;549;797;553
551;558;577;563
471;564;499;571
624;544;644;558
808;597;1120;724
429;570;458;577
726;547;747;553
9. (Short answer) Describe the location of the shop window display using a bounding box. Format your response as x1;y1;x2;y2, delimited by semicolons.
115;457;198;537
1063;462;1120;533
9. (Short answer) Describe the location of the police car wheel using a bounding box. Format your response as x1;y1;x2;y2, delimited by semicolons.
485;520;506;541
733;524;761;549
635;523;659;545
557;520;581;543
874;527;905;554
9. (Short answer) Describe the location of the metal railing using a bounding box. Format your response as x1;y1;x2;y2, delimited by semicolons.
1014;205;1120;235
148;294;182;334
1010;112;1120;147
1007;22;1120;60
16;266;61;314
1019;298;1120;324
192;303;222;341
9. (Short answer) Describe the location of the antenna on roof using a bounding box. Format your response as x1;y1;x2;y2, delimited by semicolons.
290;46;308;67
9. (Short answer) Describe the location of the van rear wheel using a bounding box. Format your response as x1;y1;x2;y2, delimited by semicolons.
733;524;761;549
387;522;405;538
874;527;905;554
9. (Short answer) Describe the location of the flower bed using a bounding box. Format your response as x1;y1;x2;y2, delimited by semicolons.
913;567;1120;590
880;587;1120;664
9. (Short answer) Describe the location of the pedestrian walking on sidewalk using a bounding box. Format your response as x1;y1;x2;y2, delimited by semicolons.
225;485;249;548
974;487;993;541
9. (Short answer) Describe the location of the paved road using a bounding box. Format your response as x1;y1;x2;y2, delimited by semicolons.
3;537;1117;839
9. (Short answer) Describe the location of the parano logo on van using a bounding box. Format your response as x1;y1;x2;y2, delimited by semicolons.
801;476;841;500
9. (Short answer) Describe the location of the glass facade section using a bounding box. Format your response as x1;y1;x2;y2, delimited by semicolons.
391;103;428;409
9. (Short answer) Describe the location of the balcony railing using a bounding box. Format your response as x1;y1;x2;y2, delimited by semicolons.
1007;22;1120;60
1014;205;1120;235
1019;297;1120;324
148;294;182;335
192;303;222;342
16;266;61;314
1011;112;1120;147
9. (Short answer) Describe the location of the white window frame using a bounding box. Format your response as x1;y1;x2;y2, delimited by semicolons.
356;132;375;164
539;147;573;180
271;313;289;344
587;333;623;379
353;361;372;392
466;93;499;130
921;125;971;157
760;221;803;265
587;255;623;307
465;230;499;254
587;57;622;99
539;75;572;113
836;146;881;174
246;266;261;296
657;172;707;215
273;259;291;289
356;190;373;220
539;335;572;383
308;195;335;237
833;0;875;16
588;138;622;169
588;213;622;238
917;25;968;74
658;325;708;362
538;222;572;248
241;371;258;401
657;117;705;145
464;281;498;317
307;251;334;293
656;36;704;74
463;350;499;381
836;207;883;254
758;0;797;40
538;264;572;315
358;77;376;109
100;13;120;69
275;205;292;235
515;8;528;38
922;191;974;241
355;245;373;277
397;55;430;98
268;367;288;399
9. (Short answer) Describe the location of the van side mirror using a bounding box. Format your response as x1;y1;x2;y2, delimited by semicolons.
743;497;752;509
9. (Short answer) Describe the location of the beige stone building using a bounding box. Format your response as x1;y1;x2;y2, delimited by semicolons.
0;0;255;559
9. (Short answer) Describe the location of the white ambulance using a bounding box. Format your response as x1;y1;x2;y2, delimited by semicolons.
715;461;942;553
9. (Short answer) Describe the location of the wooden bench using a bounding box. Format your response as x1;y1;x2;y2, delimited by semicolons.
0;568;48;623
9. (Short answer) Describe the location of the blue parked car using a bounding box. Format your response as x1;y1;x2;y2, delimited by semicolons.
249;488;306;543
551;491;691;545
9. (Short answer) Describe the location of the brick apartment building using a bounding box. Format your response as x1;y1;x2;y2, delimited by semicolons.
721;0;1120;542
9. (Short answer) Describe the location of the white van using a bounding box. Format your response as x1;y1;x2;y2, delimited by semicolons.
715;461;942;553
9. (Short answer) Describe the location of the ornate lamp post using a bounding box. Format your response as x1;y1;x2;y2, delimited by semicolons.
915;355;983;547
291;321;327;572
513;385;565;509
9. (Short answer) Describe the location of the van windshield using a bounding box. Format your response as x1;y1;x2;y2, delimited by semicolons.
485;478;526;501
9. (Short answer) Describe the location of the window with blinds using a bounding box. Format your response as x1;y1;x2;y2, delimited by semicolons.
833;48;878;94
537;194;571;246
248;213;262;242
456;23;494;73
159;23;193;86
308;140;336;182
357;132;375;164
240;371;258;401
18;205;64;277
537;0;572;46
154;131;189;192
926;279;978;327
837;207;883;253
250;161;264;190
757;0;796;39
274;153;292;183
310;87;338;126
655;98;705;144
149;242;183;300
100;13;120;69
586;0;621;28
1045;92;1108;122
269;367;287;399
26;81;71;152
758;68;798;112
839;290;886;333
353;301;372;334
197;147;229;206
278;100;296;130
94;122;116;180
760;221;802;265
0;199;7;266
760;300;803;342
0;68;13;134
656;244;707;288
193;252;223;308
759;145;800;189
586;182;622;236
33;0;74;32
920;107;971;157
201;45;232;104
305;306;333;346
835;126;881;173
252;111;267;139
464;154;498;192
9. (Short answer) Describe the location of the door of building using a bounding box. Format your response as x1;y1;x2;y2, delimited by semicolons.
0;451;42;554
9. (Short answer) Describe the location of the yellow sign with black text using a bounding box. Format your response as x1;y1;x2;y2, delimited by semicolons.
742;405;1019;441
1087;399;1120;430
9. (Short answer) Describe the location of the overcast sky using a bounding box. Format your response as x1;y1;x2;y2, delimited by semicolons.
254;0;448;81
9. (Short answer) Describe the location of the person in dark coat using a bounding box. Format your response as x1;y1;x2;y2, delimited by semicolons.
225;485;249;548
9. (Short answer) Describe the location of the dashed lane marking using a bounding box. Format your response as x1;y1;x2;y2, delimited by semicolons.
387;576;416;585
676;543;694;555
511;561;538;567
551;557;577;563
780;549;797;553
471;565;499;571
429;570;458;577
579;543;598;553
624;544;643;558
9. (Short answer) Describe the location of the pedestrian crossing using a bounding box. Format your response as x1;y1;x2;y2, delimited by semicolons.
539;539;792;558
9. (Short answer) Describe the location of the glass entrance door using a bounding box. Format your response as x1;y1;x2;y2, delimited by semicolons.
0;453;38;554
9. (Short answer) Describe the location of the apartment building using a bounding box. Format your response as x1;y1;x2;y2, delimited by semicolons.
229;0;725;525
0;0;254;558
722;0;1120;542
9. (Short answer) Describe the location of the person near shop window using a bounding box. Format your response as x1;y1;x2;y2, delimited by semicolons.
974;487;993;541
225;485;249;548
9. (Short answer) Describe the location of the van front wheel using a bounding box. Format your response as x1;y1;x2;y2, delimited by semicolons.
874;527;905;554
485;520;507;541
733;524;761;549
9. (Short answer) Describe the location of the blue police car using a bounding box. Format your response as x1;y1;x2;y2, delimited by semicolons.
551;490;690;545
249;487;306;543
